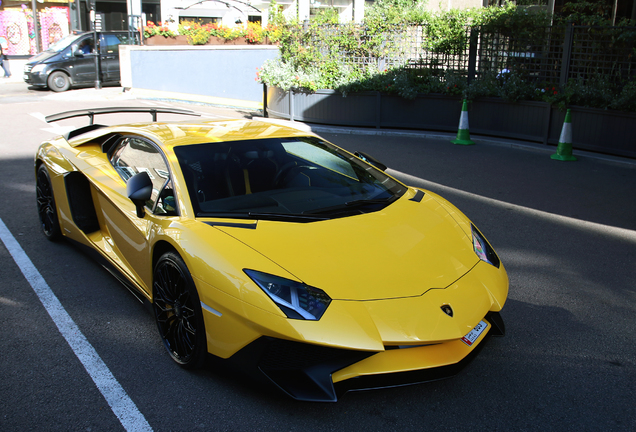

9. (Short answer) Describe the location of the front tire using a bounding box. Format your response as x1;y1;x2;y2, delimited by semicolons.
153;251;207;369
36;165;62;241
47;71;70;92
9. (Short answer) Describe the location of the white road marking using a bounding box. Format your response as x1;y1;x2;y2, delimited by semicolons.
29;112;76;135
0;218;153;432
29;112;47;122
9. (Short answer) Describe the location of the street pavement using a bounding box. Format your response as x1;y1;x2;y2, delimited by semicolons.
1;81;635;431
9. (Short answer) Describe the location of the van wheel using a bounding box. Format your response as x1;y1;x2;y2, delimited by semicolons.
48;71;70;92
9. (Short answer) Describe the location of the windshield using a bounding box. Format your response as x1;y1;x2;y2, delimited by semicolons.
174;137;405;221
47;33;83;53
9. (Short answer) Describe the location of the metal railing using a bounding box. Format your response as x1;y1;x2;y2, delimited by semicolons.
305;23;636;88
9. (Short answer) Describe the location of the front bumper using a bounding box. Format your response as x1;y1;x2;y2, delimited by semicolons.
23;71;48;87
230;312;505;402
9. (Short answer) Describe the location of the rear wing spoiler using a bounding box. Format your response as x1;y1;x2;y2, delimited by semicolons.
46;106;199;124
45;107;200;141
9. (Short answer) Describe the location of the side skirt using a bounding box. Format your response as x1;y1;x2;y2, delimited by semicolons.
67;237;153;312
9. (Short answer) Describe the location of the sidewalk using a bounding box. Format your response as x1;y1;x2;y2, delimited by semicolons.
0;59;27;82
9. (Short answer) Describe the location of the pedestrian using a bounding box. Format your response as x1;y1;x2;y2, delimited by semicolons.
0;45;10;78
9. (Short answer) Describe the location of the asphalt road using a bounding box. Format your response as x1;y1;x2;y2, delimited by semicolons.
1;82;635;431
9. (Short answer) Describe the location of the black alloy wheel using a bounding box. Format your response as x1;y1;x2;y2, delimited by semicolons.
153;251;207;369
36;165;62;241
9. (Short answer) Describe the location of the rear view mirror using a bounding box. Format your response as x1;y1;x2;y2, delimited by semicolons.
354;151;388;171
127;172;152;218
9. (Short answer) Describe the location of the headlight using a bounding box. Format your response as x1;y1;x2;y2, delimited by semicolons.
472;224;500;268
31;64;47;74
244;269;331;320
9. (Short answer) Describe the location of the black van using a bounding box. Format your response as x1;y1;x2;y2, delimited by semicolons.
23;31;138;92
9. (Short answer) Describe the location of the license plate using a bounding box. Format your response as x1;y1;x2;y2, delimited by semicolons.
461;320;488;346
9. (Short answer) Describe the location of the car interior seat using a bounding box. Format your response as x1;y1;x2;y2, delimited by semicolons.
226;148;278;196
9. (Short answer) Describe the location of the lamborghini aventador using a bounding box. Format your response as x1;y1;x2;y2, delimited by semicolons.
35;107;508;401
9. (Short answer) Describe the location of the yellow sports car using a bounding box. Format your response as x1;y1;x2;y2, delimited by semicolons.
36;107;508;402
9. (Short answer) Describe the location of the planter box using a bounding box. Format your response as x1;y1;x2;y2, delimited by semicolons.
548;107;636;158
266;87;636;159
208;36;248;45
145;35;274;46
469;98;550;143
379;94;462;132
267;88;378;126
144;35;189;45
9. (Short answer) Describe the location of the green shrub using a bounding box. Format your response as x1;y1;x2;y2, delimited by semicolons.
256;2;634;112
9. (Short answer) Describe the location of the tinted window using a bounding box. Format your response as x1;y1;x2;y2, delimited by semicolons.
101;34;132;54
174;137;405;221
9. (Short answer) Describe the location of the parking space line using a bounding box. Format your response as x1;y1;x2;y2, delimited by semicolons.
0;218;153;432
29;112;76;135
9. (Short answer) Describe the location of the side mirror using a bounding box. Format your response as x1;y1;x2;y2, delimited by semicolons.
354;151;388;171
127;171;153;218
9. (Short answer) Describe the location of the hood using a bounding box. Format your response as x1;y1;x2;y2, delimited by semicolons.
28;51;59;65
216;191;478;301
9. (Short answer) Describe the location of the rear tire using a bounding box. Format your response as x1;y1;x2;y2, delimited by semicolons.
47;71;70;92
36;165;62;241
153;251;207;369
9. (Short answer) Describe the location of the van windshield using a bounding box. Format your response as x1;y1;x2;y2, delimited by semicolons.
47;34;83;53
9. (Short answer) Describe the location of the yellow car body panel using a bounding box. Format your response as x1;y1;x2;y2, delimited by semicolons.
332;318;493;384
218;188;479;301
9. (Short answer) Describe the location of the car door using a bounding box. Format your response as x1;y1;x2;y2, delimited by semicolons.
99;33;130;83
95;136;178;295
69;35;97;84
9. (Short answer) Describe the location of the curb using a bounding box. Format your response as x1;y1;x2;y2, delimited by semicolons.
270;120;636;169
127;88;263;111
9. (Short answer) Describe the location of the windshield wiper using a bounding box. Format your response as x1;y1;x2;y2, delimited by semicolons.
247;212;328;222
304;196;396;215
198;211;327;223
345;197;395;207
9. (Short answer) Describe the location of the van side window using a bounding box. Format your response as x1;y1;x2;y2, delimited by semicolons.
77;38;94;55
102;34;125;54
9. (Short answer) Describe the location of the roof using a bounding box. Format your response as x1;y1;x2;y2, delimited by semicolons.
67;118;317;151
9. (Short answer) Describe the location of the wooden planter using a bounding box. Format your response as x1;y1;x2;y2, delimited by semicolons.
145;35;274;46
265;87;636;159
207;36;248;45
144;35;189;45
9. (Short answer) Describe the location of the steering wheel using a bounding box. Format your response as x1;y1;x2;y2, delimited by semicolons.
277;165;317;188
273;162;299;187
